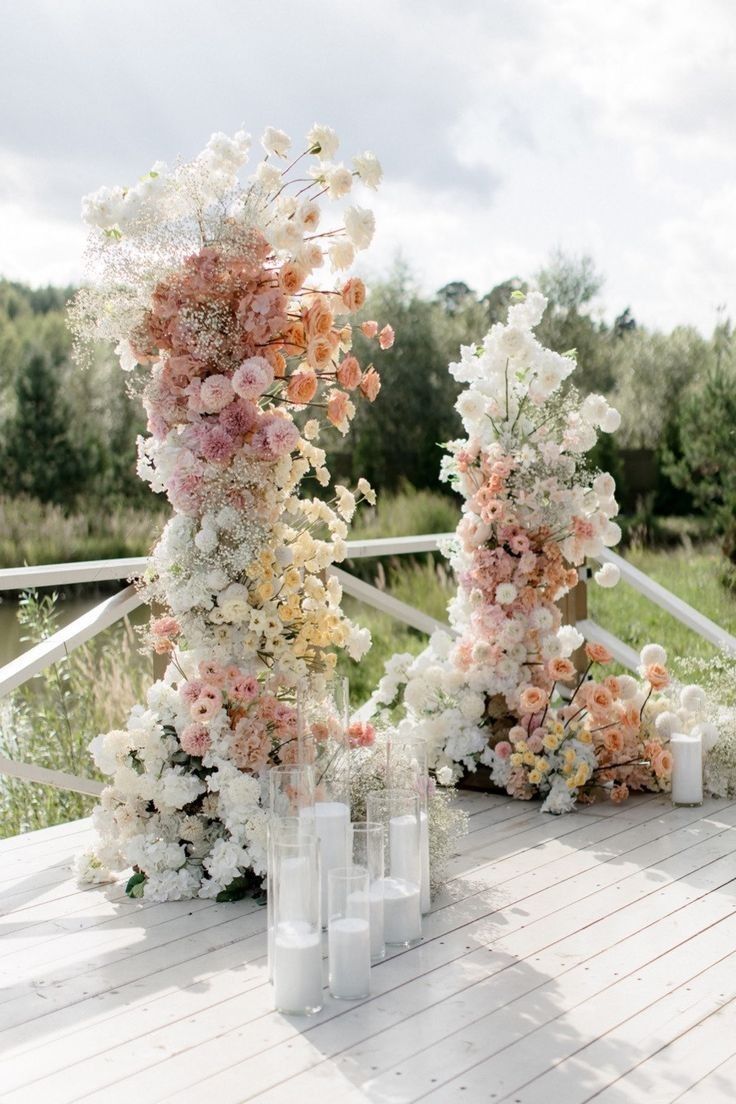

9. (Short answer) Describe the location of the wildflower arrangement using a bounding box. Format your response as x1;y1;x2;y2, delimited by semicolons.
71;123;394;900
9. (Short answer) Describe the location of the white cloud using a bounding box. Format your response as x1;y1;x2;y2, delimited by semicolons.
0;0;733;332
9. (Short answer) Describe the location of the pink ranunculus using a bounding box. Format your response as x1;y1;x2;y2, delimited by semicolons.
232;356;274;400
199;374;235;413
196;423;239;463
348;721;376;749
180;723;212;757
198;660;227;686
495;740;512;760
526;733;544;754
179;679;204;706
378;324;395;349
264;415;300;457
151;616;180;638
219;397;259;437
230;675;260;702
190;695;221;722
360;320;379;339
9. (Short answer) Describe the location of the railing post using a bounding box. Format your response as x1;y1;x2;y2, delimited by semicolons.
558;564;590;674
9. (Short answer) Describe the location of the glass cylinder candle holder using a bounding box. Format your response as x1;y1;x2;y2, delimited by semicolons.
267;815;317;983
268;764;316;819
298;676;351;921
350;821;386;962
671;732;703;807
328;865;371;1000
387;733;431;914
367;789;422;948
271;833;323;1016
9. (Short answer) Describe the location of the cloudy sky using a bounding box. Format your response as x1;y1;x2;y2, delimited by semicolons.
1;0;734;333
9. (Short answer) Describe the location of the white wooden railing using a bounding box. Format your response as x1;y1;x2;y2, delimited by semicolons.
1;535;734;797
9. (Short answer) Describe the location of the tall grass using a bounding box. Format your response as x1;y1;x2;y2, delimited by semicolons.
0;496;164;567
0;591;151;838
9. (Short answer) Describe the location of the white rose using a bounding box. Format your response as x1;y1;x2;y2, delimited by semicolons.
255;161;282;193
329;240;356;271
352;151;383;189
600;407;621;433
593;473;616;499
261;126;291;158
344;205;375;250
307;123;339;160
325;163;353;199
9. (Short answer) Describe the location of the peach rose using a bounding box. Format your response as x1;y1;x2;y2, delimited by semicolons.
361;320;379;338
519;686;548;714
265;348;287;378
279;262;306;296
586;642;613;665
610;784;629;804
603;675;621;697
307;337;335;371
280;321;306;355
508;725;527;744
341;277;366;313
327;389;350;428
653;748;673;778
602;728;624;754
588;684;614;717
337;355;362;390
645;663;670;690
303;299;334;339
548;657;576;682
286;369;318;404
359;367;381;401
379;324;395;349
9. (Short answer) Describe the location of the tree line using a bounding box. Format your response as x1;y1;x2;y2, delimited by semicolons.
0;252;733;558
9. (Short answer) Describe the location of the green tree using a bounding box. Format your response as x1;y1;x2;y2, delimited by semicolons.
3;349;90;504
665;346;736;561
534;250;617;395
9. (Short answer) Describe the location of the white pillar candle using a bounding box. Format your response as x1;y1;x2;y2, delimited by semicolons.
328;917;371;999
389;813;419;883
348;886;385;961
376;875;421;946
312;801;350;921
671;733;703;806
419;809;430;914
272;920;323;1015
278;854;311;922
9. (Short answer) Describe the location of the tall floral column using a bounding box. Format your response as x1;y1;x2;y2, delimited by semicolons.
72;124;393;900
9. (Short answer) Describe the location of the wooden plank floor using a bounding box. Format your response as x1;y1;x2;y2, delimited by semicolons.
1;792;735;1103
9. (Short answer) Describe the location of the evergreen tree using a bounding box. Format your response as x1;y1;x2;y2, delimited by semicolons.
3;349;89;504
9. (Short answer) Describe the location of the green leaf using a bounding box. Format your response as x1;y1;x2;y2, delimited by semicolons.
103;227;123;241
510;289;526;301
125;871;146;898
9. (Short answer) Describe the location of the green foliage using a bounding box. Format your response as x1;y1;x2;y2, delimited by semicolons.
3;350;90;504
0;279;151;511
0;590;151;839
664;354;736;561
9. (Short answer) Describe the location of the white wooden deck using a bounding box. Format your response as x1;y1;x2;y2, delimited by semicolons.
1;792;736;1103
